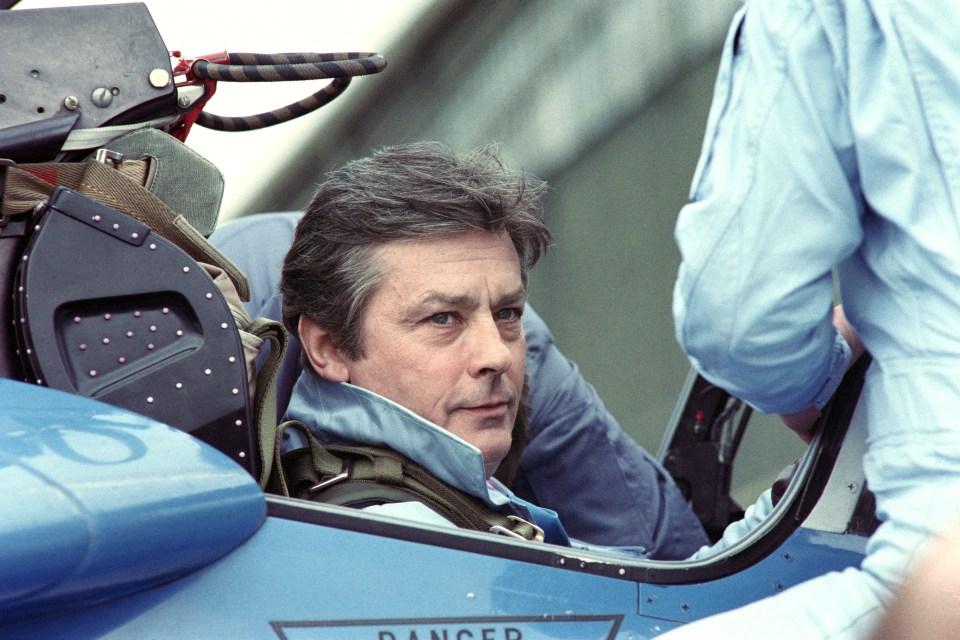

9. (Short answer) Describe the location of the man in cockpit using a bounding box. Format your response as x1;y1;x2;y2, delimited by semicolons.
212;141;708;556
280;140;565;541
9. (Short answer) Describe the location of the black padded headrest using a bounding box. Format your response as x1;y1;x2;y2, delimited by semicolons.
13;187;255;475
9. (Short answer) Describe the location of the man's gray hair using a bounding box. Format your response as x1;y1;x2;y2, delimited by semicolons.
280;141;551;359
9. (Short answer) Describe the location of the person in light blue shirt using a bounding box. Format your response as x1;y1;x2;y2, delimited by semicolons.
668;0;960;637
211;210;707;556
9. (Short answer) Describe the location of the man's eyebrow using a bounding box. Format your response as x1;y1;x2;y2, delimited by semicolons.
496;287;528;307
402;287;527;321
416;291;476;309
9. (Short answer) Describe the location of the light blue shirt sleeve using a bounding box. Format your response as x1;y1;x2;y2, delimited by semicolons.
673;2;862;414
664;1;960;637
686;489;775;561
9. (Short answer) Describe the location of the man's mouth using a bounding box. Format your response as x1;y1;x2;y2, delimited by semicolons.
458;398;512;418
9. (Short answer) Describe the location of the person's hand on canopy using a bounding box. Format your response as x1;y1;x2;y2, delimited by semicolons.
780;305;864;442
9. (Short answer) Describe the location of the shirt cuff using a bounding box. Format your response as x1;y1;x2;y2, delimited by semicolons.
810;330;854;410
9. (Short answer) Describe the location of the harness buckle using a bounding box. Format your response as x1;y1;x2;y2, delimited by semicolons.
490;515;545;542
94;148;125;167
307;458;353;494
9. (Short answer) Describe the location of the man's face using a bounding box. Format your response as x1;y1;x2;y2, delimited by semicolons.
342;230;526;477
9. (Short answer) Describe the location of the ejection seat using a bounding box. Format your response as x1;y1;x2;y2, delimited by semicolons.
1;2;387;489
0;130;266;480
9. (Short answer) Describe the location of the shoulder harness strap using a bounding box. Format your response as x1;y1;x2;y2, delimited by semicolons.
270;421;544;542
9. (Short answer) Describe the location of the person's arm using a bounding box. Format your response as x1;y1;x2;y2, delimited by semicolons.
672;5;864;418
870;518;960;640
519;307;708;558
686;489;775;561
209;212;302;318
210;212;305;417
780;305;865;441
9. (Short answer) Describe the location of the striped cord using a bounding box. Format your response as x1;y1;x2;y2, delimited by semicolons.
191;52;386;131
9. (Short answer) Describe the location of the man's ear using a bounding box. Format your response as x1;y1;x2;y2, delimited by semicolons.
298;316;350;382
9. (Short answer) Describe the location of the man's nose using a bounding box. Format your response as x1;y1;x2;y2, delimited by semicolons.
468;317;514;377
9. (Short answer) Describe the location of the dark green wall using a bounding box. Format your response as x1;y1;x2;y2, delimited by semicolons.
528;57;717;453
528;56;806;502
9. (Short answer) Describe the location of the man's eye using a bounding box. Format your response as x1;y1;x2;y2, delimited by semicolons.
495;308;522;322
429;312;456;326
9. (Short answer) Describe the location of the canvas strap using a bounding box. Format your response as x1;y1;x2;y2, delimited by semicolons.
248;317;287;487
1;159;249;300
271;421;544;542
